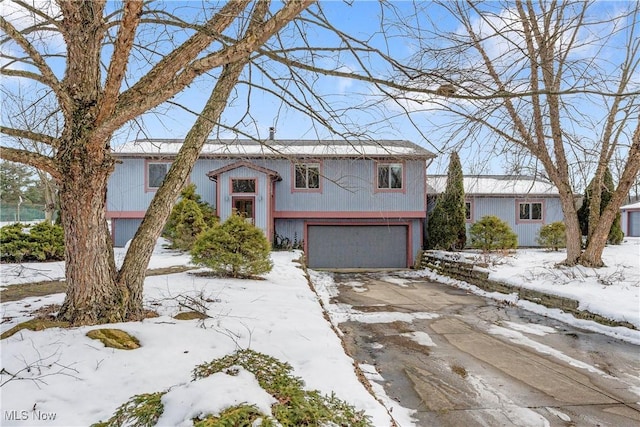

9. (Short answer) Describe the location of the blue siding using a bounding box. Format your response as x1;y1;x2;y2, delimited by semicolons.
468;196;564;247
108;158;426;214
108;157;426;261
112;218;143;247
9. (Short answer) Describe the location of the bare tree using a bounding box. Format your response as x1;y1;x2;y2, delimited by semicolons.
386;0;640;266
1;88;60;222
1;0;313;325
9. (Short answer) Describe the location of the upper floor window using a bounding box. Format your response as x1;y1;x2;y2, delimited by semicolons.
465;201;472;221
519;201;543;221
294;163;320;189
377;163;403;189
232;178;256;193
147;162;171;190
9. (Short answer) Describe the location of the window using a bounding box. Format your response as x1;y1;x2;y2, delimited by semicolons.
294;163;320;189
519;201;543;221
377;163;403;189
465;201;472;221
147;162;171;189
232;178;256;193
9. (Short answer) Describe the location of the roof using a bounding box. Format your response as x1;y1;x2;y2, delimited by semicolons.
112;138;435;159
620;201;640;210
427;175;559;196
206;161;281;181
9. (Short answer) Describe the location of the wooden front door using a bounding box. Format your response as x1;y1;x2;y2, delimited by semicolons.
233;197;255;223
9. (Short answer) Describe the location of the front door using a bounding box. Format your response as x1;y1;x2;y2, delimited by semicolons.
233;197;255;223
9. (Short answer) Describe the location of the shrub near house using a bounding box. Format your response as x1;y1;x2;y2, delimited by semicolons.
469;215;517;252
191;213;273;278
537;222;566;251
163;184;217;251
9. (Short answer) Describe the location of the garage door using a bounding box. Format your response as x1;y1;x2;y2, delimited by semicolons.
629;211;640;237
307;225;407;269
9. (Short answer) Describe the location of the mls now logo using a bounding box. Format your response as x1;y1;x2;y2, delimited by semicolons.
4;410;57;421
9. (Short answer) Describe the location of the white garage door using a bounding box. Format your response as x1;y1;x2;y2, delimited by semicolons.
307;225;407;269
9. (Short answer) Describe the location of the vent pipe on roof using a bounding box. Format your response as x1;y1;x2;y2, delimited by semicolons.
269;127;275;141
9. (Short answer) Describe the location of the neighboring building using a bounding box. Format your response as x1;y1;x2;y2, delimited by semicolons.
620;202;640;237
427;175;564;247
107;138;435;268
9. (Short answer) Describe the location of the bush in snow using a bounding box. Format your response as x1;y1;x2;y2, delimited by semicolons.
537;221;566;251
95;350;371;427
193;349;372;426
163;184;217;251
190;212;272;278
469;215;517;252
91;392;164;427
0;221;64;262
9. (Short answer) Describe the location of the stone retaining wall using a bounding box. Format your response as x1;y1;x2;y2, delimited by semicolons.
421;252;636;330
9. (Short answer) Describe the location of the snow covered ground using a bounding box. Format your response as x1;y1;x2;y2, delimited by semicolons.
0;243;397;426
0;238;638;426
408;237;640;344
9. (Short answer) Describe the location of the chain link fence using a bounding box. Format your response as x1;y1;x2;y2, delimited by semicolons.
0;203;47;222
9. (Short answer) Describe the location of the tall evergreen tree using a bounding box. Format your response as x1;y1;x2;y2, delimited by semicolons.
577;167;623;245
427;152;466;250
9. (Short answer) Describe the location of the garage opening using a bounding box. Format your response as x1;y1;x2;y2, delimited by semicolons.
307;225;407;269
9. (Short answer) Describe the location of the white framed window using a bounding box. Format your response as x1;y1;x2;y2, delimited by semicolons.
147;161;171;190
377;162;403;190
294;163;320;190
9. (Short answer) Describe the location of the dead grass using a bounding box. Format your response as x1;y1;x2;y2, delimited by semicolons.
174;311;209;320
0;266;195;303
1;280;67;303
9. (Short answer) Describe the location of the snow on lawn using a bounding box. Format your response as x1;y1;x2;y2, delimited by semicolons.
408;237;640;344
1;238;639;425
487;238;639;326
0;245;396;426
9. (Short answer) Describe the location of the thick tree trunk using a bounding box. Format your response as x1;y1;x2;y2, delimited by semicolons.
57;145;123;325
557;191;582;265
580;125;640;266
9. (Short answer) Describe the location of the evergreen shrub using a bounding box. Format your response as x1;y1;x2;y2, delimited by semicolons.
163;184;217;250
537;221;566;251
469;215;517;252
191;213;272;278
427;152;466;250
0;221;64;262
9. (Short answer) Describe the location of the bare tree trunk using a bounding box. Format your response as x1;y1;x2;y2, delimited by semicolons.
580;124;640;266
557;193;582;265
57;141;123;324
117;61;249;318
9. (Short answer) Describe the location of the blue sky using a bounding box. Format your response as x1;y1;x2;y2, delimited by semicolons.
2;1;638;178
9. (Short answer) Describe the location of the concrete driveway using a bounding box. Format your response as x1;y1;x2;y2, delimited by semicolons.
330;272;640;427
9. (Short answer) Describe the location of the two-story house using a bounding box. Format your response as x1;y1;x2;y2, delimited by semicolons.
107;138;435;268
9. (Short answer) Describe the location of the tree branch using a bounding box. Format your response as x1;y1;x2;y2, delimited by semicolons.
0;126;59;148
0;146;60;180
97;0;144;124
0;15;70;111
97;0;313;140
